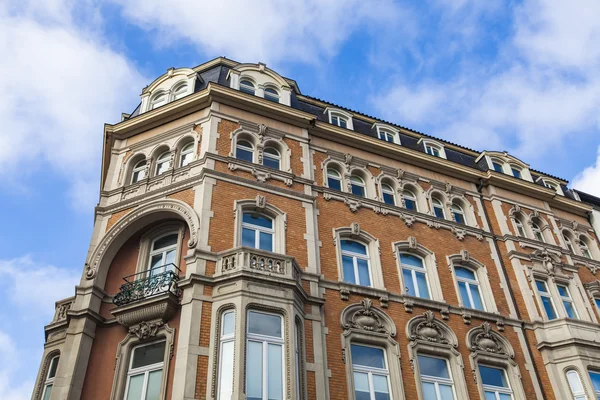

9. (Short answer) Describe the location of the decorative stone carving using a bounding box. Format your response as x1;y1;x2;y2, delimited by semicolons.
351;222;361;236
340;288;350;301
403;214;416;227
409;311;450;344
532;248;562;277
460;249;470;263
408;236;417;249
252;168;271;183
344;197;361;213
445;182;452;194
468;322;510;357
112;295;178;328
462;310;472;325
341;298;396;338
404;297;414;313
379;295;389;308
129;321;164;340
452;226;466;241
397;169;405;181
344;153;353;166
427;219;441;229
255;194;267;209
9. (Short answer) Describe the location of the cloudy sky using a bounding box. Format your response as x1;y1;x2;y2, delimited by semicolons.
1;0;600;398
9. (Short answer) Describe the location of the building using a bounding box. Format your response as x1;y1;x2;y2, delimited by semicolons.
33;58;600;400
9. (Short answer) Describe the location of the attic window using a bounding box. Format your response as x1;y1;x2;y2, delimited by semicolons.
264;87;280;103
240;79;256;96
491;159;504;173
331;114;348;129
511;166;522;179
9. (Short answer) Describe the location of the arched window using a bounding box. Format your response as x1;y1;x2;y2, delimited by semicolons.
236;140;254;163
563;232;576;253
294;320;304;400
351;344;391;400
148;233;178;276
263;147;281;170
378;129;396;143
172;83;188;100
217;310;235;400
179;142;194;167
432;197;446;219
41;355;59;400
580;237;593;259
566;370;587;400
451;202;465;225
403;189;418;211
455;266;484;311
246;311;284;400
341;240;371;287
131;160;147;184
479;365;514;399
491;159;504;173
514;215;526;237
350;175;366;197
510;166;522;179
381;183;395;205
400;253;430;299
241;212;274;251
327;168;342;191
155;151;171;175
240;79;256;96
264;87;280;103
531;222;544;242
150;92;167;110
330;113;349;129
417;355;455;399
124;341;166;400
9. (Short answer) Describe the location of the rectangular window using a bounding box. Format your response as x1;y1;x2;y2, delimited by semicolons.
425;145;440;157
511;168;522;179
557;284;578;319
535;280;557;320
124;341;166;400
331;115;348;129
479;365;513;400
218;311;235;400
418;355;455;400
246;311;284;400
241;213;274;252
455;267;485;311
400;253;430;299
341;240;371;287
351;344;390;400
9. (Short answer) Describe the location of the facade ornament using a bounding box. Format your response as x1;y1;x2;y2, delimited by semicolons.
252;169;271;183
452;226;466;241
258;123;267;141
462;310;472;324
351;222;361;236
403;214;416;227
396;169;405;181
426;219;441;229
340;288;350;301
409;311;449;344
341;298;396;338
469;322;509;356
404;297;414;313
531;209;540;218
445;182;452;194
129;321;164;340
344;197;362;213
227;162;238;171
344;153;353;167
379;295;389;308
460;249;470;263
408;236;418;249
573;221;579;231
255;195;267;209
440;306;450;320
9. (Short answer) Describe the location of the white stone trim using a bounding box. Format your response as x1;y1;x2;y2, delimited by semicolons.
393;238;444;302
233;197;287;254
447;252;498;313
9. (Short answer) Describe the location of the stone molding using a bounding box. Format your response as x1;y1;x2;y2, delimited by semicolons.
111;292;179;328
340;298;396;340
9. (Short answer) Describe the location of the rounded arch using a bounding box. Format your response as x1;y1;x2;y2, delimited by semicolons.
234;63;289;88
579;234;597;259
340;298;397;340
347;167;375;198
124;152;148;184
84;199;200;288
466;322;514;358
322;159;346;189
406;310;459;348
262;138;291;172
144;68;196;94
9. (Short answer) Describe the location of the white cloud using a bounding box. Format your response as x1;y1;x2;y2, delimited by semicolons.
572;145;600;197
110;0;404;65
0;2;145;210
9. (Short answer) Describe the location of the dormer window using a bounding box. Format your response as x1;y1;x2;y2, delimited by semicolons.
325;108;353;130
331;114;348;128
172;83;188;101
491;159;504;173
264;87;280;103
150;92;168;110
419;139;446;159
478;152;533;182
425;144;440;157
378;130;395;143
240;79;256;96
511;166;522;179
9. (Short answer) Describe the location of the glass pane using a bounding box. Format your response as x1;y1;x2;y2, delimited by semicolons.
493;162;504;172
353;372;370;400
455;267;475;280
157;161;169;175
351;345;385;368
595;298;600;309
535;280;547;293
342;255;356;284
48;357;59;378
263;156;280;170
403;268;416;296
242;228;256;248
267;344;283;400
383;192;395;205
375;391;391;400
248;312;282;338
564;301;577;318
418;355;449;378
236;147;253;162
400;254;423;268
434;206;445;219
149;254;163;272
357;259;371;287
132;342;165;369
405;199;416;210
351;184;365;197
243;213;272;228
373;374;389;393
454;213;465;224
484;392;496;400
591;371;600;391
470;286;485;311
153;234;177;250
218;341;234;400
246;341;263;399
42;385;53;400
416;272;430;299
499;394;512;400
341;240;367;254
339;119;347;129
222;312;235;336
328;177;341;191
542;297;557;320
479;365;507;387
181;152;192;167
421;381;437;400
125;374;144;400
512;168;521;178
165;249;176;266
458;281;471;308
259;231;273;251
439;384;455;400
145;369;162;400
557;285;569;297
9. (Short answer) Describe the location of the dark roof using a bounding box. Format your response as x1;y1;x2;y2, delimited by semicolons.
576;190;600;208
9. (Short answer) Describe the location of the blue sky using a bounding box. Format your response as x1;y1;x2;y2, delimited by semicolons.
1;0;600;398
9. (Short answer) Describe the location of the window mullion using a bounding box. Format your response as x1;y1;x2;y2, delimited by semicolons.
411;269;419;297
466;282;475;308
368;372;375;400
263;340;268;400
353;257;360;285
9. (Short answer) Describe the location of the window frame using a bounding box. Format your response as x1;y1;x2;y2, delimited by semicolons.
40;355;59;400
557;284;579;319
239;79;257;96
455;266;486;311
381;183;396;205
531;222;545;243
341;239;373;287
580;237;593;259
451;202;466;225
535;279;558;320
154;151;172;176
217;310;236;400
478;364;514;400
131;159;147;184
171;82;188;101
241;212;275;252
263;86;280;103
262;146;281;170
350;343;392;400
417;354;457;400
350;175;367;198
179;142;195;167
325;108;354;130
123;340;167;400
335;226;385;290
491;159;505;173
234;200;287;254
566;369;588;400
326;167;343;191
432;197;446;219
589;370;600;399
394;240;444;302
146;231;179;276
399;252;431;299
235;139;255;163
150;91;168;110
402;189;418;212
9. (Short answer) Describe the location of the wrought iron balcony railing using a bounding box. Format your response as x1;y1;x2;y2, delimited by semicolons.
113;264;182;307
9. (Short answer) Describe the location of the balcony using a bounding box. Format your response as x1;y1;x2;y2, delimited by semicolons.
215;247;301;283
111;265;182;329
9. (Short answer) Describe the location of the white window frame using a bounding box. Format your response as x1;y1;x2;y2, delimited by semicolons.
451;203;466;225
350;175;366;198
294;321;303;400
131;159;147;184
580;237;593;259
327;168;343;190
479;365;514;400
239;79;256;96
491;159;505;173
557;283;579;319
341;240;373;287
531;222;545;242
514;218;526;237
535;279;558;320
510;165;523;179
455;266;486;311
147;232;179;276
235;139;255;163
419;138;447;159
123;341;166;400
41;355;59;400
171;83;188;101
331;113;349;129
263;86;280;103
418;354;457;400
217;310;236;400
241;212;274;252
566;370;587;400
381;183;396;205
399;252;431;299
350;344;392;400
150;92;168;110
263;147;281;170
539;178;564;196
589;370;600;399
373;123;400;145
155;151;171;176
432;197;446;219
245;310;285;400
402;189;418;211
179;142;194;167
325;108;354;130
